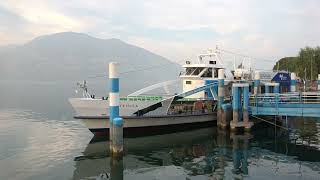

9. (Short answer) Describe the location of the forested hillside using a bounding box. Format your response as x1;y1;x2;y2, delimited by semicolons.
273;47;320;79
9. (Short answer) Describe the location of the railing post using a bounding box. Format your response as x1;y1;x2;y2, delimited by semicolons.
274;83;280;115
254;71;260;95
275;93;279;116
291;72;297;92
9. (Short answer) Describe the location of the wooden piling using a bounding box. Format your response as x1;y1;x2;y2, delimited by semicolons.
112;117;123;157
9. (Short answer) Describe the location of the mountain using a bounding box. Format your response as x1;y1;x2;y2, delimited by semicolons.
0;32;181;94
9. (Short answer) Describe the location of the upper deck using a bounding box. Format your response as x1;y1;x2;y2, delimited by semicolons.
179;50;232;80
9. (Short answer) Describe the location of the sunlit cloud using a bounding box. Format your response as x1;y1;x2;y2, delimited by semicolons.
0;0;319;69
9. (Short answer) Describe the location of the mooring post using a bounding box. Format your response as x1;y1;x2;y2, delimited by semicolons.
231;85;240;131
243;84;251;131
221;103;231;128
110;155;123;180
317;74;320;91
218;69;225;127
265;84;270;94
254;71;260;95
290;72;297;92
112;117;123;157
109;62;120;153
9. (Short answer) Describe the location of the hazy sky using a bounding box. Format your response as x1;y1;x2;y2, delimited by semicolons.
0;0;319;68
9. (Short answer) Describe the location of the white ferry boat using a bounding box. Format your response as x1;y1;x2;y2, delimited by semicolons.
69;50;234;134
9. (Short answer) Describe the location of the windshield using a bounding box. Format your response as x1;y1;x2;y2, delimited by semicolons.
201;68;212;77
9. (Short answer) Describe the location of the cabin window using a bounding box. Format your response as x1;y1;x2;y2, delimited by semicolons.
186;81;192;84
209;61;216;64
185;67;206;76
201;68;213;78
214;68;219;78
193;67;205;75
185;67;196;75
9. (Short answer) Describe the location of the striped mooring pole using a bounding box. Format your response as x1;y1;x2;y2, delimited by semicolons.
243;84;249;131
109;62;120;153
112;117;123;157
231;84;240;130
217;69;225;127
290;72;297;92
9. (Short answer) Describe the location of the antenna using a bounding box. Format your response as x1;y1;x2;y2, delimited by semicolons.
76;80;90;98
233;56;236;70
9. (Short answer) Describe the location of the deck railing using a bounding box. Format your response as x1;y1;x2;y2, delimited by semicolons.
249;92;320;117
250;92;320;106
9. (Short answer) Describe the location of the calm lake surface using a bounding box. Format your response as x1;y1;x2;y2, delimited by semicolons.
1;80;320;180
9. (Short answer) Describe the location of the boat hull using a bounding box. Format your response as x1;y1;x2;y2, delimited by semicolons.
69;97;161;117
76;113;217;135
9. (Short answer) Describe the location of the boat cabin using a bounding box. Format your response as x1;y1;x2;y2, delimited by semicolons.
179;51;233;99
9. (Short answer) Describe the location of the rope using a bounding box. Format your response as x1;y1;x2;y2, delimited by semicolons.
86;48;275;79
250;114;300;132
220;48;276;63
87;61;180;79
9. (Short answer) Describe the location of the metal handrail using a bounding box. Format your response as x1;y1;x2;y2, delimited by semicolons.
250;92;320;106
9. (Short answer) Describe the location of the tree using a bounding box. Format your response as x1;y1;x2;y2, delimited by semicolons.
273;46;320;80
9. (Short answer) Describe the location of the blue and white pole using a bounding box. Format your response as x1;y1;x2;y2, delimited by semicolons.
218;69;225;127
243;84;250;130
290;72;297;92
318;74;320;91
254;71;260;95
109;62;120;151
231;84;240;131
112;117;123;157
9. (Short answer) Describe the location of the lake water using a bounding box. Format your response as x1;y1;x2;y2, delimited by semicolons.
1;80;320;180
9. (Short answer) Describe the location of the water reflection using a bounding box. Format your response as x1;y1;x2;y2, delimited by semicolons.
73;121;320;180
230;132;250;179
